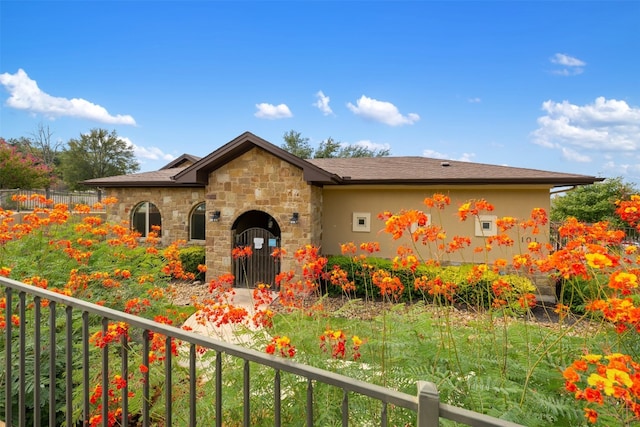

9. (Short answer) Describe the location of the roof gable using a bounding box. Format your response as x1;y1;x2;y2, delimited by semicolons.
160;154;201;170
172;131;340;185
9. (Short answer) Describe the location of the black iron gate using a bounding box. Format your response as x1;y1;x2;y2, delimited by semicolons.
233;227;279;287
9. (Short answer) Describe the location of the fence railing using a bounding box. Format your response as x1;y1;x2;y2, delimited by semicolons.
1;277;523;427
0;189;102;211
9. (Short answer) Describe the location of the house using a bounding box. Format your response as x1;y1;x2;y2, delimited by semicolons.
84;131;602;289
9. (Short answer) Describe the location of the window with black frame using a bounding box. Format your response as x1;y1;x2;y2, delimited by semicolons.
190;202;206;240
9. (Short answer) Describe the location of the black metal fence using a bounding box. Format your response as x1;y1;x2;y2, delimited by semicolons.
1;277;523;427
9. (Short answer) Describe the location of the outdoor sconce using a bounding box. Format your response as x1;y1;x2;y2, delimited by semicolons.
290;212;299;224
210;211;221;222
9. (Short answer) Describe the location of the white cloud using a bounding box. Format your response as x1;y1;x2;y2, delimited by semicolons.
351;139;391;152
313;91;333;115
549;53;586;76
457;153;475;162
602;160;640;179
422;149;449;159
347;95;419;126
561;147;591;163
468;97;482;103
120;136;175;162
551;53;586;67
254;102;292;119
532;97;640;155
0;69;136;125
422;148;475;162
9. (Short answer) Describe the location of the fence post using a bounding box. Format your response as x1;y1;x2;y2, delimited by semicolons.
417;381;439;427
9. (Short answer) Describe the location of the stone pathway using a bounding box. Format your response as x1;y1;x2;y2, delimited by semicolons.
181;287;276;346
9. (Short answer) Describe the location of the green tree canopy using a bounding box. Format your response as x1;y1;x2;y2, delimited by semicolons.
0;138;54;189
281;130;390;158
281;130;313;159
59;128;140;190
550;177;637;229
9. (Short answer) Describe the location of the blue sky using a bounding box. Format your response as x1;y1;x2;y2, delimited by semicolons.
1;1;639;184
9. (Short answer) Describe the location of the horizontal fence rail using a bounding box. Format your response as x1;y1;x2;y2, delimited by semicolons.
1;277;523;427
0;189;102;211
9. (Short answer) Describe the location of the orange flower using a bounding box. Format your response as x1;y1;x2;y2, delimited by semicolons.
340;242;357;255
266;335;296;358
517;293;536;309
585;253;613;269
584;408;598;424
423;193;450;209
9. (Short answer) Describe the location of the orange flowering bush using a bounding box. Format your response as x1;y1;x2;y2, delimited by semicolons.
265;335;296;358
0;196;196;425
563;353;640;425
5;190;640;425
319;328;363;361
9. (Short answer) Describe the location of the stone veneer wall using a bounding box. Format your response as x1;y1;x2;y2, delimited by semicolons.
105;187;205;243
205;147;323;281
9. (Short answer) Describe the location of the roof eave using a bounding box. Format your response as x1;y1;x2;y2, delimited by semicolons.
325;177;604;186
82;181;204;188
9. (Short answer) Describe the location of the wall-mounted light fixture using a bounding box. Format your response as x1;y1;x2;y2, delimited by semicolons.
290;212;299;224
210;211;221;222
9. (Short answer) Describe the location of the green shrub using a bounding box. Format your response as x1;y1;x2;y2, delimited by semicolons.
556;276;608;314
179;245;206;280
325;255;536;309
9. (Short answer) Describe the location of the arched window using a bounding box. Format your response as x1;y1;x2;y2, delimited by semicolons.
132;202;162;237
190;202;206;241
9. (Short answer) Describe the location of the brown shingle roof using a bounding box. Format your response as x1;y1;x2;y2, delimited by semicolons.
159;154;202;170
82;132;602;188
307;157;601;186
83;167;201;187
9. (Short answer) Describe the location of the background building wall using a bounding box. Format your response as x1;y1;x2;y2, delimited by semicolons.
320;185;552;263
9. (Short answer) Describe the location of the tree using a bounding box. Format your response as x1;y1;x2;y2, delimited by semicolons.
281;130;390;159
28;123;64;168
281;130;313;159
316;137;390;158
0;138;54;189
550;177;637;229
59;128;139;190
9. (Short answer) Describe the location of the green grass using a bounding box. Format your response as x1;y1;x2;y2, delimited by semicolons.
179;299;613;427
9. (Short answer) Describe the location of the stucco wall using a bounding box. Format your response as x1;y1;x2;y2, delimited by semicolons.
204;147;322;279
320;185;552;264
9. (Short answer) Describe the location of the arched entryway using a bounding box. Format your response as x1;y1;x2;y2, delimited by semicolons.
232;210;281;287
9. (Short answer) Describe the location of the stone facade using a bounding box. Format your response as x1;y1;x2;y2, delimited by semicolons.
205;147;322;278
106;186;205;243
103;147;323;282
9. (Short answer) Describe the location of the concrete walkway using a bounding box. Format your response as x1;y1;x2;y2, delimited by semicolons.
181;287;276;346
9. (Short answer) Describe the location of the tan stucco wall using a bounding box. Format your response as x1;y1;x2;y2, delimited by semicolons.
204;147;322;279
320;185;552;264
104;187;205;243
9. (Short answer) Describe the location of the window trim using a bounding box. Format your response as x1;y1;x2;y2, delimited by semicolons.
190;202;206;241
474;215;497;237
132;201;162;237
